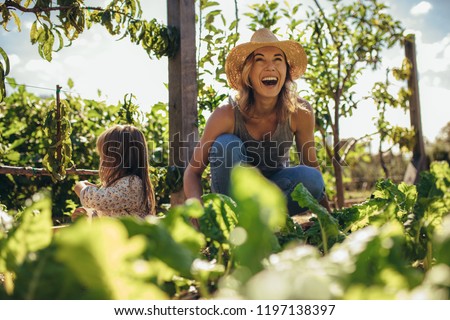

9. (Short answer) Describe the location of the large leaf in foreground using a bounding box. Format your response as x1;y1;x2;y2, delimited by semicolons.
291;183;343;253
54;218;168;299
229;165;286;280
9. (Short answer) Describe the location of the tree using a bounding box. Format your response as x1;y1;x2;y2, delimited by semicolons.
0;0;179;101
368;63;414;178
302;0;404;208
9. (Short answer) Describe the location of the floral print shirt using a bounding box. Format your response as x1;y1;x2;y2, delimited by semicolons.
80;175;148;218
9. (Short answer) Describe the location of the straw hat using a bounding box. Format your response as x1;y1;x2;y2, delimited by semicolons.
225;28;308;90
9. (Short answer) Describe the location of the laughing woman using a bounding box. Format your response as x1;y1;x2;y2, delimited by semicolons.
183;28;331;218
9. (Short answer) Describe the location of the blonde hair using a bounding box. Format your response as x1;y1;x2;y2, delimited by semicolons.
236;52;300;122
96;124;156;215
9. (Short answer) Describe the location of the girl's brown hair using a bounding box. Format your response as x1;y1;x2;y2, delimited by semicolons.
236;52;300;122
96;124;156;215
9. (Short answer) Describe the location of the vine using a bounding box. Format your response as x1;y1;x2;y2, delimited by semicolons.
0;47;8;102
0;0;179;101
42;86;73;182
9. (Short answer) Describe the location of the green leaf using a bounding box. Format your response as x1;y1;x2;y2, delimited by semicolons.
0;47;10;76
200;193;238;244
53;28;65;52
120;214;201;279
434;215;450;266
333;221;422;295
0;192;53;273
4;150;20;163
162;201;206;259
55;218;168;299
229;165;286;281
67;78;74;89
10;11;21;32
291;183;343;253
30;21;39;44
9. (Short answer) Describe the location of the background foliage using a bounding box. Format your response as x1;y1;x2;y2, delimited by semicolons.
1;162;449;299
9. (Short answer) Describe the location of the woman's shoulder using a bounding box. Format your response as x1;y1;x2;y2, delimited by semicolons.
296;97;313;113
213;103;235;117
291;97;313;120
206;103;235;131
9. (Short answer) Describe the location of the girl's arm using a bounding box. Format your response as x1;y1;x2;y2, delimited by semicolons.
183;104;234;201
74;180;96;197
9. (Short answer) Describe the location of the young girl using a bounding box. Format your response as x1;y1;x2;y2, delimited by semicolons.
74;124;156;218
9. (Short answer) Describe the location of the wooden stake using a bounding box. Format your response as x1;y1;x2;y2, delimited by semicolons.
404;34;427;184
167;0;198;206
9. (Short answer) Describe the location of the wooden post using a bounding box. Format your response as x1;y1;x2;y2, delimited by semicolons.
403;34;427;184
167;0;198;205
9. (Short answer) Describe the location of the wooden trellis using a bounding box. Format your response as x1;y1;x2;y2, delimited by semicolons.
0;165;97;177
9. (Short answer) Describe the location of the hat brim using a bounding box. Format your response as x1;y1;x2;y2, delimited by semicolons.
225;40;307;90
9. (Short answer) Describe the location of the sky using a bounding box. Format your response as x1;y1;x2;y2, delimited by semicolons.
1;0;450;144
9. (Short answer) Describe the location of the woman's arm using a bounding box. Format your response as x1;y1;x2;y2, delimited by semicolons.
292;99;319;168
292;99;332;212
183;104;235;201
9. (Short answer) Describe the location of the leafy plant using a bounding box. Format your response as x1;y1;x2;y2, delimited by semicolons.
292;183;344;253
1;162;449;300
42;93;73;182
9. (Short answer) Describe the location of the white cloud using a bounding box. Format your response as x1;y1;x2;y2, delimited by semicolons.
419;85;450;141
416;33;450;73
63;55;87;68
404;29;422;38
410;1;433;16
23;59;53;72
92;33;103;43
444;45;450;60
7;54;21;69
431;76;442;87
24;21;33;30
73;38;89;47
20;59;64;84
